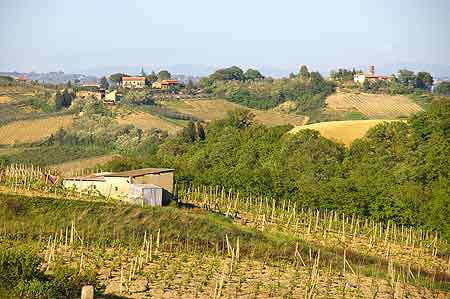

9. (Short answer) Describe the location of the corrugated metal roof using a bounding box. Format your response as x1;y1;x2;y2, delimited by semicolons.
63;173;106;181
103;168;174;178
64;168;174;181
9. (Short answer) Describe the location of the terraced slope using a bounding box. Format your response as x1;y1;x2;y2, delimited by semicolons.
326;93;423;119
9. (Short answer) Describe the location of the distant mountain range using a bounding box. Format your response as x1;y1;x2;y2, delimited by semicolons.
0;71;97;85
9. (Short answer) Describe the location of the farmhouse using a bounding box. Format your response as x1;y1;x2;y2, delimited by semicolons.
354;65;391;84
103;90;122;104
122;76;146;88
77;90;105;100
152;79;178;90
81;82;100;88
63;168;174;206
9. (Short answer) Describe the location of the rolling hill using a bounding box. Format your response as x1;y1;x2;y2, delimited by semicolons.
160;99;309;127
0;115;74;145
326;93;423;119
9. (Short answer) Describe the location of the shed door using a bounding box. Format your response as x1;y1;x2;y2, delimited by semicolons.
143;188;162;206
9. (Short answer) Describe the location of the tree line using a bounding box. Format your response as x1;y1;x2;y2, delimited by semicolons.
104;98;450;240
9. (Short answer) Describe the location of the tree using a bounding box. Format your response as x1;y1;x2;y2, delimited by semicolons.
158;70;171;80
226;109;255;129
362;79;370;92
435;81;450;96
61;89;74;107
416;72;433;89
100;76;109;90
210;66;245;81
146;71;158;85
197;122;206;141
54;91;63;111
397;69;416;89
299;65;310;80
56;128;66;145
109;73;128;85
140;67;147;77
182;121;196;142
244;69;264;81
330;69;353;83
66;80;72;88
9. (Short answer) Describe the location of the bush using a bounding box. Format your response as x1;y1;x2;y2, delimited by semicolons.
0;245;43;288
0;244;103;299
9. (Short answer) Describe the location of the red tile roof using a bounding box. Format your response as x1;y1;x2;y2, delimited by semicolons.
123;77;145;81
160;79;178;85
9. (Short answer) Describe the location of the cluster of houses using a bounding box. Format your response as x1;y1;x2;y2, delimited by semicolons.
122;76;179;90
353;65;391;84
63;168;175;206
75;77;179;104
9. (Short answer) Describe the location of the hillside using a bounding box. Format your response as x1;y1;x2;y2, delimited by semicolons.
290;119;398;146
49;154;117;175
326;92;423;119
160;99;309;127
117;111;183;135
1;192;449;298
0;115;74;145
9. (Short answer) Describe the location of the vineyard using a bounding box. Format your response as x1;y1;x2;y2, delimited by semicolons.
326;93;423;119
0;165;449;298
0;115;73;145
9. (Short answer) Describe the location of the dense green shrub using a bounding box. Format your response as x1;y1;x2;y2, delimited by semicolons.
103;98;450;240
0;245;43;288
0;244;103;299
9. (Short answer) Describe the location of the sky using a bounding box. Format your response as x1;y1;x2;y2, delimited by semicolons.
1;0;449;75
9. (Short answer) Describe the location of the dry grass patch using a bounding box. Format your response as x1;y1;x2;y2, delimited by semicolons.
0;96;12;104
290;120;398;146
327;93;423;119
49;155;118;175
117;112;183;135
162;99;309;127
0;115;74;145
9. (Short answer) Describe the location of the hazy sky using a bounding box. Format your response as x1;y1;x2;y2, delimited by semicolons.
1;0;449;74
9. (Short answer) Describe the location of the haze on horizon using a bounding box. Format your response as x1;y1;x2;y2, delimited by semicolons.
1;0;449;76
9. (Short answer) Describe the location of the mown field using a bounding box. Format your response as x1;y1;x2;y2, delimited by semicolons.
0;115;74;145
0;188;448;298
326;93;423;119
160;99;309;127
290;119;399;146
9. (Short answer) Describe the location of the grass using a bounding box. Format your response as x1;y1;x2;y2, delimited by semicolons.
116;112;182;135
326;92;423;119
1;192;449;297
159;98;309;127
290;119;399;146
0;145;109;167
49;155;118;175
0;115;74;145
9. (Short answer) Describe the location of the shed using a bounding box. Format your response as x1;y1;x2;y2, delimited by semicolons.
128;184;169;207
63;168;174;204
